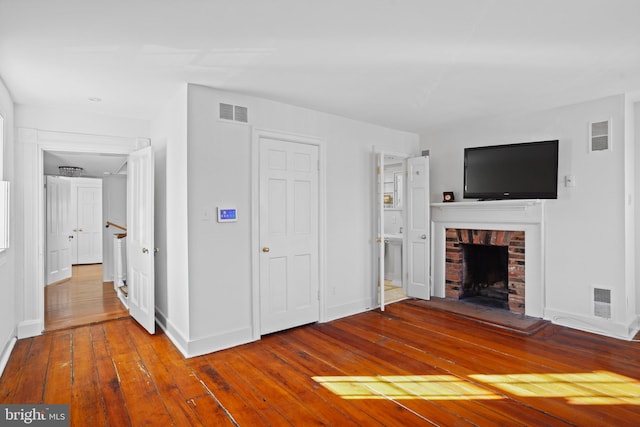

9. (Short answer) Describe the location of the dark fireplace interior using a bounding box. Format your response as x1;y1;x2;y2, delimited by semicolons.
461;244;509;309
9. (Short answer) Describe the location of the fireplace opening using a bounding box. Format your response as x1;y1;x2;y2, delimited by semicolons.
461;244;509;309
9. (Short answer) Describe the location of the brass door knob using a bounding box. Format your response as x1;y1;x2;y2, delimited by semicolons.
262;247;270;253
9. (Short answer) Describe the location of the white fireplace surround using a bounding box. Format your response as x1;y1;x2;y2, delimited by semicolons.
431;200;545;318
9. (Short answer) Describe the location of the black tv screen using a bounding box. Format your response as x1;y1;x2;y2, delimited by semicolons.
464;140;559;200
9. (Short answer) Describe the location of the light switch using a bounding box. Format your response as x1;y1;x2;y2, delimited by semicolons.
201;208;211;221
564;175;576;188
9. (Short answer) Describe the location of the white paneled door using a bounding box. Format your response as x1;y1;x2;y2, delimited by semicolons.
46;176;72;284
76;184;103;264
407;156;431;299
259;137;319;335
127;146;155;334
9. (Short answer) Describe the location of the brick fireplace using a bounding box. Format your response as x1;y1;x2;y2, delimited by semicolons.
445;228;525;314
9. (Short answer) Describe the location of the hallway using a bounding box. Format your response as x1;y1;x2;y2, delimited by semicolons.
45;264;129;331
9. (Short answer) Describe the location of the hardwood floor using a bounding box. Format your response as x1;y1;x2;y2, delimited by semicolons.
2;299;640;426
45;264;129;331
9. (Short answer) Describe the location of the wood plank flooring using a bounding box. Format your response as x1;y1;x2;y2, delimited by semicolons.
3;299;640;426
45;264;129;332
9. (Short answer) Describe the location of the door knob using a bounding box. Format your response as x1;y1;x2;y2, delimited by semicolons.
142;248;149;254
262;247;270;253
68;235;74;240
420;234;427;239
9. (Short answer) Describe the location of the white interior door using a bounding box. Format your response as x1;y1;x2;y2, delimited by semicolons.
407;155;431;299
259;136;319;335
127;146;155;334
376;152;386;311
46;176;72;284
76;184;103;264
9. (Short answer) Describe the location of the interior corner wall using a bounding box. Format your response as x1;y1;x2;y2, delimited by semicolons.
422;95;631;338
635;101;640;320
185;84;418;355
0;76;17;373
149;85;190;350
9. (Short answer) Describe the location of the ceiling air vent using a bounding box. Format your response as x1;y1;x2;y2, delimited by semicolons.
219;103;249;124
589;119;611;152
593;287;611;319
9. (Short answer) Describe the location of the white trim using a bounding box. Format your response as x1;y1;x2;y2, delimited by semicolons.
251;128;326;340
0;335;16;378
372;149;414;310
325;298;375;323
624;93;640;331
431;200;545;317
545;308;639;341
18;128;148;338
17;320;41;338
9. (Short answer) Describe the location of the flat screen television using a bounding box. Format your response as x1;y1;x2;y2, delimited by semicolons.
463;140;559;200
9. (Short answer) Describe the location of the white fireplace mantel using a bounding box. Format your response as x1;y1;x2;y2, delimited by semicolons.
430;200;545;318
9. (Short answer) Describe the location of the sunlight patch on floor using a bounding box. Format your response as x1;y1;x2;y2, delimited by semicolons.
470;371;640;405
312;375;501;400
314;371;640;405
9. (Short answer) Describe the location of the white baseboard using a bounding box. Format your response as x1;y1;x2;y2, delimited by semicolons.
545;308;638;340
184;327;255;358
324;298;372;323
155;309;189;357
156;309;255;358
0;335;17;378
17;319;42;339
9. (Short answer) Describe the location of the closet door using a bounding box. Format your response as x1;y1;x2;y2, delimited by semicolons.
76;184;103;264
46;176;72;284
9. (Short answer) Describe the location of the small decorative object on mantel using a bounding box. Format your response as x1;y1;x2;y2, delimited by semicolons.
443;191;455;203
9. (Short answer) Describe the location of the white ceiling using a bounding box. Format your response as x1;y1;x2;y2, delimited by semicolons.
1;0;640;134
43;151;127;178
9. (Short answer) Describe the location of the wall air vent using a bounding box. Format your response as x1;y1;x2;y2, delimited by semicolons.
219;103;249;124
593;287;611;319
589;119;611;152
234;105;248;123
219;103;234;121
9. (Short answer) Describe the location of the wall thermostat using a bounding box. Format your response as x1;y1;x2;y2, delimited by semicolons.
217;207;238;222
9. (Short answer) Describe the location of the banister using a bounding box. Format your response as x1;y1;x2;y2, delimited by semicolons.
106;221;127;232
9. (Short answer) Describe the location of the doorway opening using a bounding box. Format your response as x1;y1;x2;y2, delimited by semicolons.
381;155;407;305
43;150;129;331
375;151;431;311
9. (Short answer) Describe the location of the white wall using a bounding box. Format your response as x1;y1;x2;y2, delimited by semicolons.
149;85;190;350
422;94;637;338
15;105;149;138
635;100;640;318
0;76;17;375
152;84;418;356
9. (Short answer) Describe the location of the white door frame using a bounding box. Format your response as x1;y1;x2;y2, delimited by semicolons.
17;128;148;338
373;149;411;309
251;128;326;341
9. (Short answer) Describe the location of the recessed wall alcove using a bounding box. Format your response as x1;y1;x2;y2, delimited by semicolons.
431;200;545;318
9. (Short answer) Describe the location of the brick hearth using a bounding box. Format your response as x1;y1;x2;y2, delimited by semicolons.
445;228;525;314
